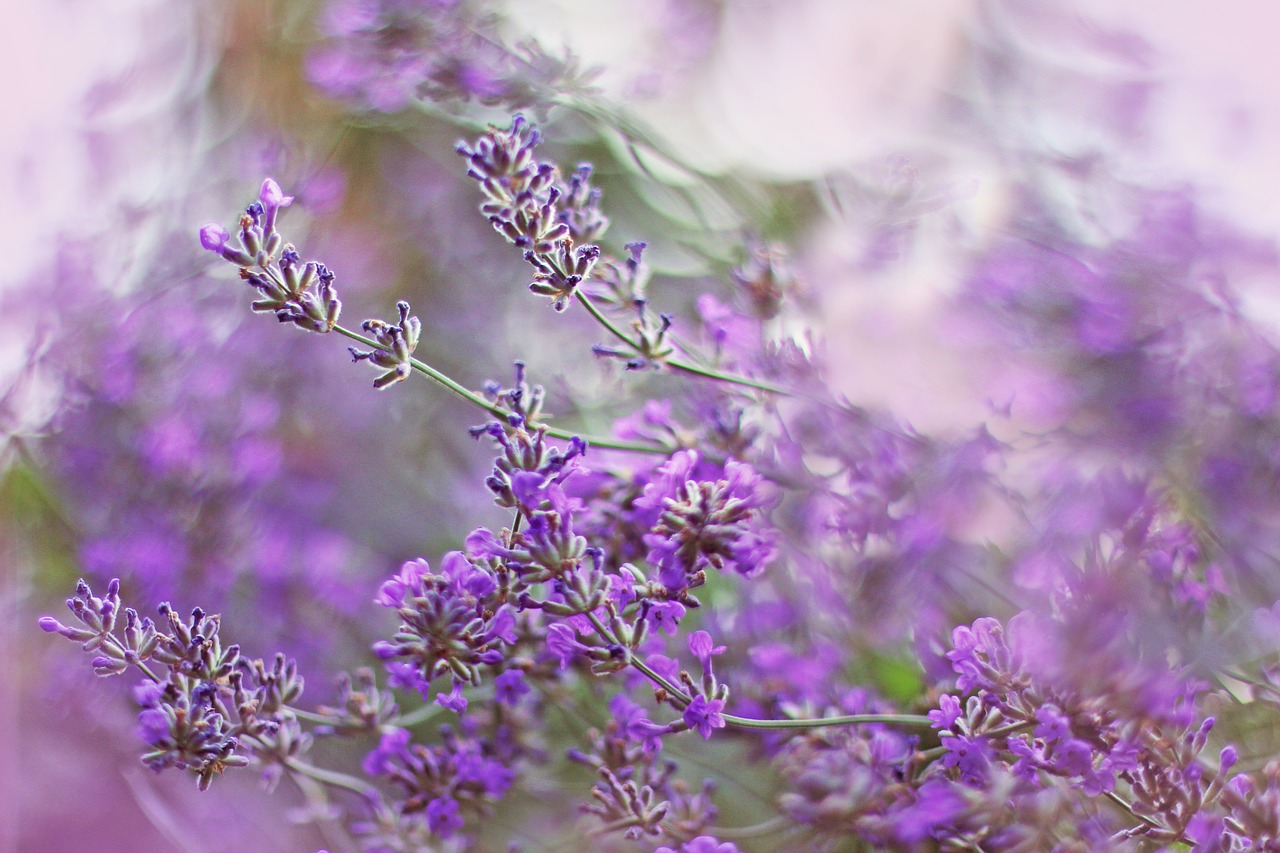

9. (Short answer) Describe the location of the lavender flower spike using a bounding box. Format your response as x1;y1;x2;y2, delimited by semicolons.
347;301;422;389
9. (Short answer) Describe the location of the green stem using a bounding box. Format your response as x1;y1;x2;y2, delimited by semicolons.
388;701;448;729
286;706;332;725
574;288;872;418
665;356;798;398
585;611;934;732
331;323;668;455
704;816;791;839
573;290;796;397
573;288;640;350
721;711;934;730
286;766;357;853
283;757;380;800
1104;790;1162;831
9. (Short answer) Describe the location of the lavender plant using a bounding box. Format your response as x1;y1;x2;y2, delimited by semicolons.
25;3;1280;852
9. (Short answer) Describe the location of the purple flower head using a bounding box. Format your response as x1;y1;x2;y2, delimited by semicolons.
371;551;508;687
889;779;968;846
1034;704;1071;741
484;606;517;645
493;669;529;706
1049;738;1095;778
425;796;464;839
375;558;430;608
135;707;170;746
682;694;726;740
441;550;495;600
946;616;1010;693
453;747;515;797
259;178;293;214
689;630;725;669
939;733;993;785
465;526;507;560
929;693;963;731
546;622;588;669
638;451;778;592
133;680;165;709
362;726;412;776
646;600;685;635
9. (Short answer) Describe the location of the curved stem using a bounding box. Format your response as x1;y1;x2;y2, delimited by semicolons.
704;816;791;840
285;706;333;726
387;701;448;729
112;636;162;683
331;323;668;455
282;757;380;800
573;289;639;350
573;289;866;416
721;711;934;730
665;356;797;398
585;611;934;732
574;290;796;397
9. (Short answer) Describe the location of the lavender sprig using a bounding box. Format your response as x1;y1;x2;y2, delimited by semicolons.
458;116;802;397
198;180;670;456
41;578;312;791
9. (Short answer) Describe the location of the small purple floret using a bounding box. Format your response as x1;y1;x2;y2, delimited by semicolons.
199;223;230;253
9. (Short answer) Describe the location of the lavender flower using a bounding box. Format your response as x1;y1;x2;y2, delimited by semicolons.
347;300;422;388
42;579;307;791
371;553;513;691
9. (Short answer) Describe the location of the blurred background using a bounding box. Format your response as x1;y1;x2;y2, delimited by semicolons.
5;0;1280;850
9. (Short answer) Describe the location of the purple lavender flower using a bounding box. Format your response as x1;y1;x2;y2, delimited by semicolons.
636;450;778;593
681;695;726;740
371;552;512;688
493;670;529;706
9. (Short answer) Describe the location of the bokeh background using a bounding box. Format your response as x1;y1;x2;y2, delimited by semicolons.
5;1;1280;850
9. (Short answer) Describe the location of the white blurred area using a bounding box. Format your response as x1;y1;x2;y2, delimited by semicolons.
0;0;214;437
520;0;1280;224
521;0;1280;432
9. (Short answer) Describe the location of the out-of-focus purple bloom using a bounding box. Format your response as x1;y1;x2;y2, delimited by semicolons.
363;726;412;776
434;684;468;714
546;622;589;669
493;670;529;706
655;837;741;853
425;796;464;838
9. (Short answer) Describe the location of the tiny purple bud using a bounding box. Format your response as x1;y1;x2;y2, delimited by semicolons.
494;670;530;706
199;223;231;253
136;708;170;745
37;616;63;633
259;178;293;210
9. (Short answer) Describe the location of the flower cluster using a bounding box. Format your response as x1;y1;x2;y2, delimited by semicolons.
41;579;307;791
